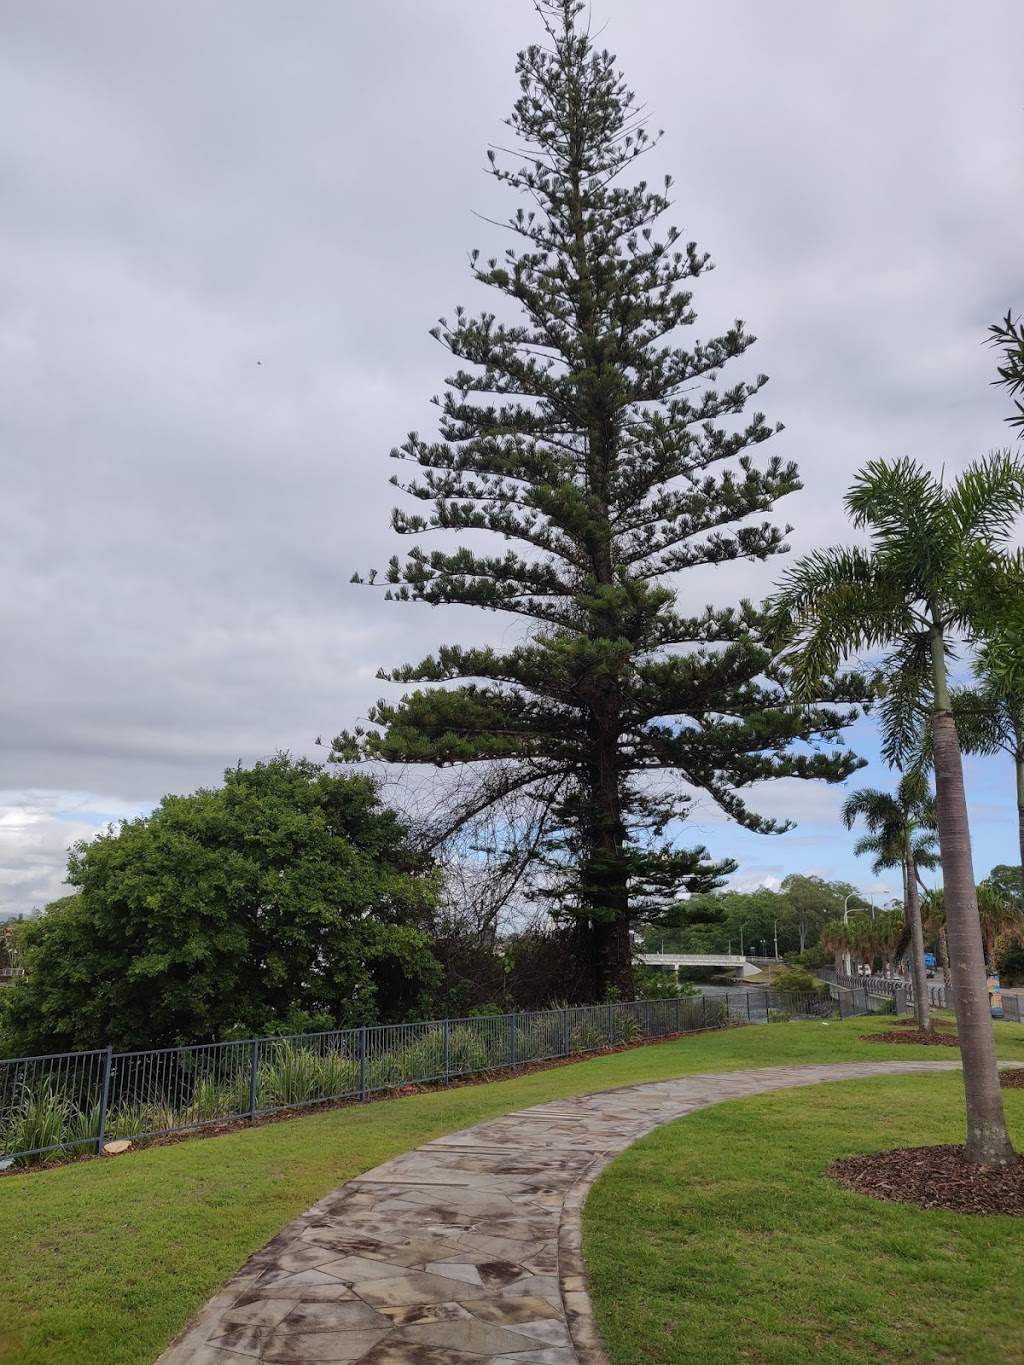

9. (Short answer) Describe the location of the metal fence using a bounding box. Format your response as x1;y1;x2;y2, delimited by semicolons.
709;987;871;1024
1;996;723;1168
819;969;1024;1022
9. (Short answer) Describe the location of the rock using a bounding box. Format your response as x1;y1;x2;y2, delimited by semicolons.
102;1140;132;1156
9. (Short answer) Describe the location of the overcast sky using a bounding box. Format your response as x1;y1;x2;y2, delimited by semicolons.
2;0;1023;917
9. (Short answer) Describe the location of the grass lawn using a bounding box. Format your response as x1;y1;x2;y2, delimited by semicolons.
585;1061;1024;1365
2;1014;1023;1365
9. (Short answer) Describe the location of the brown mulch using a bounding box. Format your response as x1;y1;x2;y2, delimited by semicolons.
1001;1068;1024;1088
861;1028;961;1046
830;1144;1024;1216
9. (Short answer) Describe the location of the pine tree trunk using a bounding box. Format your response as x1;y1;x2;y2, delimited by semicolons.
904;847;931;1032
931;633;1017;1164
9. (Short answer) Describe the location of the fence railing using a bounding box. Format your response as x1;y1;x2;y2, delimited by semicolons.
818;969;1024;1022
1;996;720;1168
710;987;876;1024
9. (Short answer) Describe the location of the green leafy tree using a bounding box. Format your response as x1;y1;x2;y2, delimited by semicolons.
984;864;1023;910
840;772;939;1031
1;758;440;1054
336;0;862;1000
769;453;1024;1165
779;874;848;955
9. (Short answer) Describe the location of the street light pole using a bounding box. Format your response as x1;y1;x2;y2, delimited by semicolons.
774;919;779;961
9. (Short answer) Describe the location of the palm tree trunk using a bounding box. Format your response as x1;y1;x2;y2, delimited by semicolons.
931;633;1017;1165
1016;755;1024;876
904;844;931;1032
938;925;951;990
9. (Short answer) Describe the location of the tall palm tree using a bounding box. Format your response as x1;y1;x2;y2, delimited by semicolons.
841;771;939;1031
768;453;1024;1165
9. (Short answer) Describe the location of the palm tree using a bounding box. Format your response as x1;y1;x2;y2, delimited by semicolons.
989;310;1024;438
841;771;939;1031
945;655;1024;875
925;885;1024;975
768;453;1024;1165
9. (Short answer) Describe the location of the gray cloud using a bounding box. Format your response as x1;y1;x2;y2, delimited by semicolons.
2;0;1022;914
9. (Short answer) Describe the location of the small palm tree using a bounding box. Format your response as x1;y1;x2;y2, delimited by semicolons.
768;453;1024;1165
925;885;1024;975
945;654;1024;875
841;771;939;1031
989;310;1024;437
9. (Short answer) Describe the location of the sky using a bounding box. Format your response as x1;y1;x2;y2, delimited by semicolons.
2;0;1023;918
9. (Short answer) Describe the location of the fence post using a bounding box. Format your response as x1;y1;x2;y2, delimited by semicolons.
746;993;752;1022
701;995;708;1029
863;986;869;1014
607;1003;614;1045
675;997;681;1033
248;1038;259;1120
442;1018;450;1084
358;1027;367;1102
510;1013;518;1068
562;1008;570;1057
95;1046;113;1155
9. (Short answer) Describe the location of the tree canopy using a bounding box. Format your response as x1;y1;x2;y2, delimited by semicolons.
1;757;440;1054
335;0;863;1000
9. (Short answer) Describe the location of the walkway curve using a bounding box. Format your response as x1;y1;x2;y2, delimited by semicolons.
159;1061;970;1365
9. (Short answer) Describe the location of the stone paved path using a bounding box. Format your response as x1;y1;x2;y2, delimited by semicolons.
159;1061;967;1365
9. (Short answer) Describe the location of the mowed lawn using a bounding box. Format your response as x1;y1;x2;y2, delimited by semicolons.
3;1016;1023;1365
585;1058;1024;1365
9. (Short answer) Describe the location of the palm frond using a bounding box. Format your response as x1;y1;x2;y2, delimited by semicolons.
946;451;1024;544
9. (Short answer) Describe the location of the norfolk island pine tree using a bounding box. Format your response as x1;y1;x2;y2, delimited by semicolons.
335;0;864;1000
768;453;1024;1165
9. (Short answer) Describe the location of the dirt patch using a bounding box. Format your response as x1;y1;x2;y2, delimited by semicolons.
830;1144;1024;1216
861;1029;961;1047
1001;1069;1024;1089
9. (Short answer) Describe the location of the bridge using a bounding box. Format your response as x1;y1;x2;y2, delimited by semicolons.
640;953;766;979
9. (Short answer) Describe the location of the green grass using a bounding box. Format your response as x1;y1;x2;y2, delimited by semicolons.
2;1014;1023;1365
585;1064;1024;1365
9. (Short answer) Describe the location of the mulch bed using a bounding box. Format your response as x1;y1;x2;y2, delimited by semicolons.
830;1144;1024;1216
1001;1069;1024;1089
861;1029;961;1046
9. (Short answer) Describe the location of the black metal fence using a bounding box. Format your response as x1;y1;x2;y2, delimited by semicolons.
709;988;870;1024
819;969;1024;1022
0;984;925;1169
1;996;719;1167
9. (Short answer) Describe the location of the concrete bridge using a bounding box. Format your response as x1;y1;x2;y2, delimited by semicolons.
640;952;765;979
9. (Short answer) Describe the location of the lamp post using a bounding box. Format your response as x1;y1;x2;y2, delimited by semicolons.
774;919;779;961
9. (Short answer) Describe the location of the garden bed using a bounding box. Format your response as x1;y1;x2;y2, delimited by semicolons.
862;1028;960;1046
830;1143;1024;1215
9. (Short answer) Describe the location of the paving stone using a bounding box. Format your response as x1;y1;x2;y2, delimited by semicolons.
159;1060;967;1364
352;1270;488;1307
220;1300;296;1330
461;1294;562;1326
206;1325;264;1357
276;1301;390;1331
375;1302;472;1327
391;1317;546;1354
261;1328;389;1362
421;1261;484;1285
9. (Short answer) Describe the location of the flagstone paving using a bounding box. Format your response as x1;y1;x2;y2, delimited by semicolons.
158;1060;971;1364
